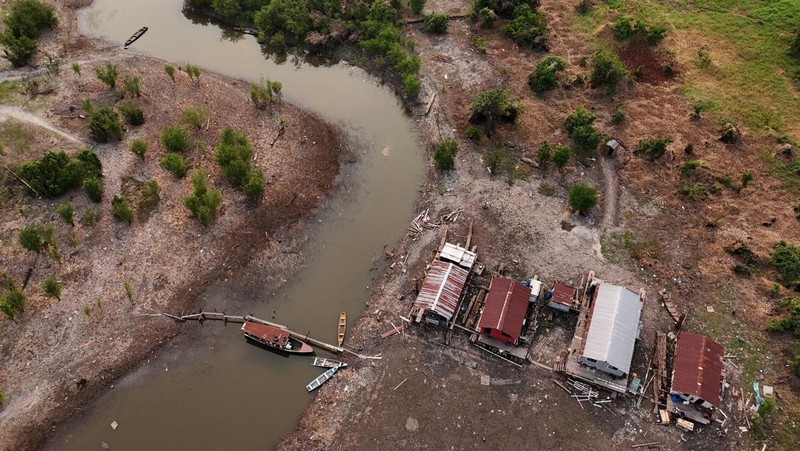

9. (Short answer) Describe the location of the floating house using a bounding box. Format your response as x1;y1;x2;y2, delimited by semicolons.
477;277;531;345
413;259;469;325
668;332;725;424
577;284;643;378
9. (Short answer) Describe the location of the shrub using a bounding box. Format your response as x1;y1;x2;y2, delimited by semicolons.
465;125;481;140
242;169;265;200
553;145;570;168
111;195;133;224
772;241;800;287
643;23;668;44
71;62;81;75
181;107;207;129
18;222;54;253
185;64;201;81
17;151;79;197
590;50;628;93
469;88;522;134
81;206;98;225
425;13;448;34
613;17;636;40
215;128;253;185
94;63;118;89
56;202;74;226
0;34;38;67
741;171;753;188
637;137;672;160
0;289;26;320
42;275;61;300
612;108;626;125
484;147;515;176
83;177;103;202
161;126;190;153
410;0;426;15
250;80;282;111
501;5;547;48
528;56;566;95
165;64;176;82
433;139;458;170
159;153;188;178
576;0;593;15
2;0;58;39
568;183;598;213
137;179;161;218
117;101;145;126
537;141;551;167
564;106;603;152
88;106;124;142
403;74;421;98
122;75;141;97
478;7;496;28
130;138;148;159
184;170;221;226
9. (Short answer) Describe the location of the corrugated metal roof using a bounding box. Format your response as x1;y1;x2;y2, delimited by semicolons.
414;260;468;320
478;277;531;342
439;243;477;269
580;284;642;375
672;332;724;408
551;282;576;306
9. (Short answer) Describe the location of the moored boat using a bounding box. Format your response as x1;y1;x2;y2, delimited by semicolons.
123;26;148;50
306;367;338;392
311;357;347;369
337;311;347;346
241;321;314;355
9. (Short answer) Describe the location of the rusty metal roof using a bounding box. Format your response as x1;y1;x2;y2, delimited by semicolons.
551;282;576;306
242;322;289;346
478;277;531;342
672;332;724;408
414;260;469;320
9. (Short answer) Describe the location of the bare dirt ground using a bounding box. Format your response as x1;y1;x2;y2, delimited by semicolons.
0;2;344;450
282;0;799;450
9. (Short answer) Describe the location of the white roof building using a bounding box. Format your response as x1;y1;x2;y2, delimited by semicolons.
579;284;643;376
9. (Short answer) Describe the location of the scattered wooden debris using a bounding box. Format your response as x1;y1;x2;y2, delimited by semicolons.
658;289;682;323
381;323;405;339
631;442;660;449
676;418;694;432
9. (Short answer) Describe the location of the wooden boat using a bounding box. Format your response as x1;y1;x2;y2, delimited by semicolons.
337;311;347;346
306;367;338;392
123;26;148;50
311;357;347;369
241;321;314;355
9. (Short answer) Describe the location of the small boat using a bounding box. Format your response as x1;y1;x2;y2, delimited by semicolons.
311;357;347;369
337;311;347;346
123;26;148;50
241;321;314;355
306;367;338;392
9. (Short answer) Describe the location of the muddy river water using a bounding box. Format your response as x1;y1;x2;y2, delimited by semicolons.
46;1;424;449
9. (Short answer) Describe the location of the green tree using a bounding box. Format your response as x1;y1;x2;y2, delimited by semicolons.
117;101;145;126
568;183;598;213
590;50;628;93
18;222;54;253
553;145;570;168
772;242;800;286
56;202;74;226
613;17;635;40
564;106;603;153
94;63;118;89
410;0;426;15
88;106;124;142
0;34;38;67
253;0;311;43
469;88;522;134
122;75;142;97
161;126;190;152
17;151;81;197
41;275;61;300
637;137;672;160
425;13;448;34
500;4;547;48
184;170;221;226
111;195;133;224
164;64;176;82
130;138;148;159
83;177;103;202
181;107;207;129
159;153;188;178
2;0;58;39
0;289;26;320
528;56;566;95
433;139;458;170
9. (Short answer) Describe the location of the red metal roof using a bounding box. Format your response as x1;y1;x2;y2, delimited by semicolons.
478;277;531;342
672;332;724;408
551;282;576;306
242;322;290;346
414;260;469;320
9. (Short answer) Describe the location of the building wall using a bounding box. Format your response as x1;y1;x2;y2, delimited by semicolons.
487;328;515;344
578;356;625;378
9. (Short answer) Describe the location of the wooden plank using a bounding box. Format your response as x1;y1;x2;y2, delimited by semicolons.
381;323;405;338
424;92;437;116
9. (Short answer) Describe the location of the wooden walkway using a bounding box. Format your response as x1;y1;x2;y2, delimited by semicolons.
164;311;381;360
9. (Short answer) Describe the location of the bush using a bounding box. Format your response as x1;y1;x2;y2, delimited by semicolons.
0;34;38;67
161;126;190;153
17;151;79;197
501;5;547;48
181;107;207;129
425;13;448;34
637;137;673;160
81;206;98;225
242;169;265;200
18;222;54;253
484;147;515;176
590;50;628;93
772;241;800;287
72;62;81;75
537;141;551;167
0;289;26;320
56;202;74;226
568;183;598;213
83;176;103;202
613;17;636;40
184;170;221;226
42;275;61;300
130;138;148;160
465;125;481;140
433;139;458;170
185;63;201;81
117;101;145;126
122;75;141;97
477;7;497;28
528;56;566;95
410;0;426;15
111;195;133;224
403;74;421;98
643;23;668;44
250;80;282;111
553;145;570;168
564;106;603;152
165;64;176;82
159;153;188;178
741;171;753;188
470;88;522;134
94;63;118;89
215;128;253;185
88;106;124;142
2;0;58;39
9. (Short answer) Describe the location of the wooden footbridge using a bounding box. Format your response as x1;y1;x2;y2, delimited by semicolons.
163;311;381;360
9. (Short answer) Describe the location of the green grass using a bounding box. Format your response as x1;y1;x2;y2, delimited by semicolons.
0;118;35;153
764;151;800;194
0;81;20;104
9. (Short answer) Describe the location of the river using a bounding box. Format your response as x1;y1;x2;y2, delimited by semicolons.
46;1;424;449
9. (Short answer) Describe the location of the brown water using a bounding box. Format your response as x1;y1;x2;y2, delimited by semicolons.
46;1;424;449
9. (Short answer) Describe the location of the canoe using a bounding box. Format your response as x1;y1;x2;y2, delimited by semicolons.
337;311;346;346
123;26;148;50
241;321;314;355
311;357;347;369
306;367;338;392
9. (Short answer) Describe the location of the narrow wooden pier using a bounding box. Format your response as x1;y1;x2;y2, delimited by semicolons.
164;311;381;360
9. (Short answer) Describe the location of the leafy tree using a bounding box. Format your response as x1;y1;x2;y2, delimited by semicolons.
88;105;124;142
18;222;54;253
117;101;145;126
410;0;426;15
501;4;547;48
122;75;141;97
253;0;311;44
568;183;598;213
181;107;207;129
160;153;188;178
0;289;26;320
161;126;190;153
42;275;61;300
0;34;38;67
590;50;628;93
637;137;672;160
56;202;74;226
564;106;602;152
184;170;221;226
772;241;800;286
613;17;635;40
83;177;103;202
165;64;176;82
553;145;570;168
94;63;118;89
433;139;458;170
425;13;448;34
469;88;522;134
130;138;148;159
111;195;133;224
528;56;566;95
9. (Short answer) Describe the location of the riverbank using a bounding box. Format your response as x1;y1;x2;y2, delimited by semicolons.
0;2;344;449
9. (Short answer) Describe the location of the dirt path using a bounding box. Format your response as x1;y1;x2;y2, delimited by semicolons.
0;105;85;144
599;154;619;228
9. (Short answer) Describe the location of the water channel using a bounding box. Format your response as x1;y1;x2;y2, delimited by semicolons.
46;1;424;449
